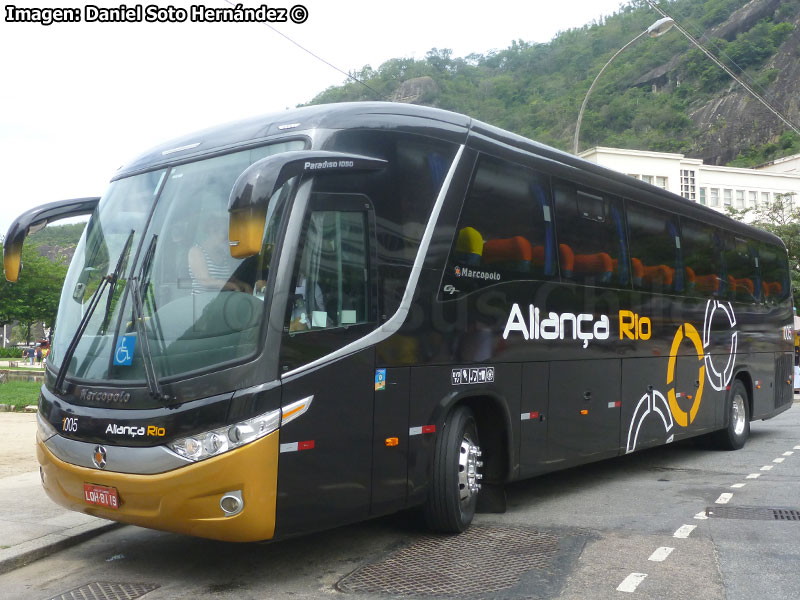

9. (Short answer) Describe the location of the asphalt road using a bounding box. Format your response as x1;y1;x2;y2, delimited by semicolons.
2;405;798;600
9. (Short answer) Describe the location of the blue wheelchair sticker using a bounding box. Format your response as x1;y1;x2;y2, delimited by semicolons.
113;335;136;366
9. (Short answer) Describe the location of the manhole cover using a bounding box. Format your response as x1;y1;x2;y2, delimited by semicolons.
706;506;800;521
47;582;159;600
338;525;559;596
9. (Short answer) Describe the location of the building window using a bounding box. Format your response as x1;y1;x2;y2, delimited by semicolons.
723;189;732;206
680;170;696;201
748;191;757;207
641;175;653;184
699;188;707;205
761;192;770;204
655;176;668;189
735;190;745;208
710;188;720;207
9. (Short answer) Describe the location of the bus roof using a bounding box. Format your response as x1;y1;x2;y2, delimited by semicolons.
112;102;785;248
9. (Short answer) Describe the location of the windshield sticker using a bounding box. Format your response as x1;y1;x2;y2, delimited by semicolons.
375;369;386;391
113;335;136;366
452;367;495;386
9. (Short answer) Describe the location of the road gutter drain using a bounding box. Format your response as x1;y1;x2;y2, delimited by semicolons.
338;524;559;596
47;581;159;600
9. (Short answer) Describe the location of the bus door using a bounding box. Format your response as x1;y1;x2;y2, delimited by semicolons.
371;366;410;515
274;193;379;537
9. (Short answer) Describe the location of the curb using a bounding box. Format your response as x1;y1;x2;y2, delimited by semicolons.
0;404;37;413
0;520;123;575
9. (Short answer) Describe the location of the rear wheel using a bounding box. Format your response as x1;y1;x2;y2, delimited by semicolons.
424;406;483;532
713;379;750;450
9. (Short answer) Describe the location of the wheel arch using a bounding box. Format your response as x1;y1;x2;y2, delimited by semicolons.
731;367;754;422
432;390;514;484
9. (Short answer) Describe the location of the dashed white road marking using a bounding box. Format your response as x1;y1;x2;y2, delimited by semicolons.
784;451;794;456
617;573;648;593
715;493;733;504
674;524;696;538
731;483;746;489
746;473;761;479
794;445;800;450
694;511;709;520
773;457;785;463
648;547;675;562
760;465;774;471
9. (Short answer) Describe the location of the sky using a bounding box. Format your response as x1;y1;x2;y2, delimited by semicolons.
0;0;627;237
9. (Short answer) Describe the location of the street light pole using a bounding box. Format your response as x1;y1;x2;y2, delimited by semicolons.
573;17;675;155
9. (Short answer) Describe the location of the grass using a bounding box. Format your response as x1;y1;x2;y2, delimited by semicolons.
0;380;42;408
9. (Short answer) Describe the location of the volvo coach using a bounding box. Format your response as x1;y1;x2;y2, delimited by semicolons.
4;103;793;541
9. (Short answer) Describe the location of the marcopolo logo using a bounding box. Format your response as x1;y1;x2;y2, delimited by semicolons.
503;303;610;349
455;266;501;281
80;389;130;404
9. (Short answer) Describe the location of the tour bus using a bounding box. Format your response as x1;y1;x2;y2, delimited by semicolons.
4;103;793;542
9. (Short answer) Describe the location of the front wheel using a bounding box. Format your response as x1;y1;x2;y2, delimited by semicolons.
424;406;483;532
713;379;750;450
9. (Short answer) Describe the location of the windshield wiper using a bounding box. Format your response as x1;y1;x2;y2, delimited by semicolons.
55;230;136;393
130;235;169;402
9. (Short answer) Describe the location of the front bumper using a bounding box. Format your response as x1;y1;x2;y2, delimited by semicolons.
37;429;279;542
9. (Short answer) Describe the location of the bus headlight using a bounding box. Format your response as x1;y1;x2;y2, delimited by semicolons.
168;408;280;462
37;413;58;442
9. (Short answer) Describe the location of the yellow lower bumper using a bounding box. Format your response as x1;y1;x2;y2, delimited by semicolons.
37;430;279;542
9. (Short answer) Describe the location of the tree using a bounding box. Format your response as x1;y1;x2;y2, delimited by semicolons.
0;240;69;343
727;193;800;306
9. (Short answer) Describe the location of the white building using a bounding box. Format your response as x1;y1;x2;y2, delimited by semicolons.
578;147;800;213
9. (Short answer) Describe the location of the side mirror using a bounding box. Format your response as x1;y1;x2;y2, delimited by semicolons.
228;151;386;258
3;197;99;282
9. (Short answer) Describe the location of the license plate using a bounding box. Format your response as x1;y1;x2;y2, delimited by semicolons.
83;483;119;509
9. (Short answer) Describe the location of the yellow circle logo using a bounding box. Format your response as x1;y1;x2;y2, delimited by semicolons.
667;323;705;427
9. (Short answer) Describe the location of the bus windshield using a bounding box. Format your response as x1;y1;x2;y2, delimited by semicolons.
48;140;304;385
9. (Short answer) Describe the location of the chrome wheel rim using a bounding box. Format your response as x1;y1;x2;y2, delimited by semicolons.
457;435;482;505
732;393;746;436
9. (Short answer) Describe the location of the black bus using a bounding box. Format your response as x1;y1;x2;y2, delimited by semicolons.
4;102;793;541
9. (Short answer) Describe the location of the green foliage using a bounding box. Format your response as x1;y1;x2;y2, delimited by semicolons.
0;239;69;342
727;194;800;306
29;222;85;248
306;0;798;159
728;131;800;167
0;348;23;359
0;380;42;408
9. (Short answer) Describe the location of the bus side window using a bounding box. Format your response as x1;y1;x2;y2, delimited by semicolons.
681;219;724;298
287;205;372;333
552;182;626;288
724;234;758;303
627;202;681;294
758;242;790;305
442;154;555;296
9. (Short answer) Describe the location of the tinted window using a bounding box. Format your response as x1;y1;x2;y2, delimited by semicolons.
681;219;724;298
553;182;627;287
288;204;371;332
759;242;790;304
444;155;555;295
627;203;681;294
325;130;458;265
724;234;758;303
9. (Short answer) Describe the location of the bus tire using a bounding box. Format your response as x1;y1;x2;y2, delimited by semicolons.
424;406;482;532
714;379;750;450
